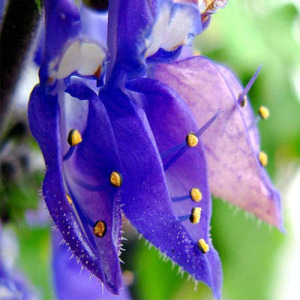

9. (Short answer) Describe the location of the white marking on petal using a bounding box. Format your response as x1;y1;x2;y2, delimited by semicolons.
56;41;105;79
57;41;81;79
78;43;105;76
161;7;196;51
145;2;201;58
145;2;171;57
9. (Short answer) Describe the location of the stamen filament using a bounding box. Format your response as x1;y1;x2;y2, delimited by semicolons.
195;109;222;137
63;146;75;161
237;65;261;106
178;215;190;222
171;195;190;202
163;110;221;171
160;142;186;159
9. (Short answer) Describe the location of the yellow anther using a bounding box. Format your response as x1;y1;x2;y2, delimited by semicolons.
186;132;198;148
197;239;209;253
93;220;106;238
190;207;202;224
68;129;82;146
110;171;122;187
66;193;72;205
259;151;268;167
190;188;202;202
240;95;247;107
258;106;270;120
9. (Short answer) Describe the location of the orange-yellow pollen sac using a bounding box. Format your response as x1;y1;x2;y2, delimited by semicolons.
110;171;122;187
259;151;268;167
197;239;209;253
190;207;202;224
190;188;202;202
258;106;270;120
186;132;198;147
93;221;106;238
68;129;82;146
66;193;73;205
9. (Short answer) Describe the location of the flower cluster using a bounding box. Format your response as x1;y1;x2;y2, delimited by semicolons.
28;0;283;298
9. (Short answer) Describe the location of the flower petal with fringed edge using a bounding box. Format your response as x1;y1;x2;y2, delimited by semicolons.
152;56;283;230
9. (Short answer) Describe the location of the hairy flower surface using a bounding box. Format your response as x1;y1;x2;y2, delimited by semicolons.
28;0;282;299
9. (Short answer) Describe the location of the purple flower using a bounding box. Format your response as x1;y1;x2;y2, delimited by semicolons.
28;0;282;299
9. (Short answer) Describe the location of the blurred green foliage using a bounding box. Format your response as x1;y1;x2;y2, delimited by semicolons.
2;0;299;299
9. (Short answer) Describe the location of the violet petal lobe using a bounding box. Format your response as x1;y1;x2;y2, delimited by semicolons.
52;231;131;300
28;84;122;294
100;86;221;299
106;0;153;82
64;82;124;293
152;56;283;230
127;78;222;298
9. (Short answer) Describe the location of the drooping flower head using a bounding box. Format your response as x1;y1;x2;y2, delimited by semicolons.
28;0;283;298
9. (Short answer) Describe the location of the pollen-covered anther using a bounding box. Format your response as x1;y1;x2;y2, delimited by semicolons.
190;188;202;202
190;207;202;224
258;151;268;167
186;132;198;147
93;220;107;238
197;238;209;253
66;193;72;205
258;106;270;120
110;171;123;187
67;129;82;146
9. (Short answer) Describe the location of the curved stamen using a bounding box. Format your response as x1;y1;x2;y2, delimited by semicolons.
163;110;221;171
63;129;83;161
237;65;261;106
63;146;75;161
